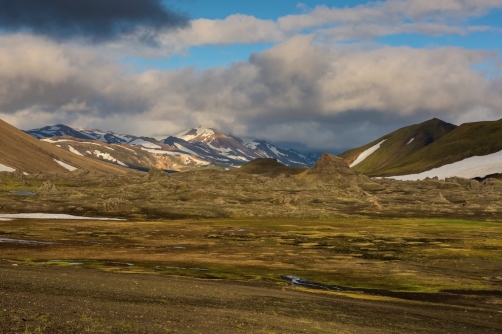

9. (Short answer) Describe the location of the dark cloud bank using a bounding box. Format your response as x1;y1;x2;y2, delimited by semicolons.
0;0;189;42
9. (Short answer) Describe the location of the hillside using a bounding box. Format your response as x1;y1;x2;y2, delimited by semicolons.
380;119;502;178
0;119;127;174
339;118;457;175
42;136;214;171
234;158;307;177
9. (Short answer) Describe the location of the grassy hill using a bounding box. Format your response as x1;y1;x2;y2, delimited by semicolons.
0;119;128;174
378;119;502;177
233;158;307;177
339;118;457;176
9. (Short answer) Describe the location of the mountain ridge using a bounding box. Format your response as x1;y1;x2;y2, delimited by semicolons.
27;124;315;168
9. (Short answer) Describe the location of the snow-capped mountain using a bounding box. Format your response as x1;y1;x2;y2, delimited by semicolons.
240;139;314;166
26;124;135;144
170;127;261;163
26;124;316;169
170;126;314;166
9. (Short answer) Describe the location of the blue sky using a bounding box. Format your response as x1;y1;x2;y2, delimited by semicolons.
140;0;502;71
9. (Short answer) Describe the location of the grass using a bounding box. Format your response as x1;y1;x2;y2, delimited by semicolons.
1;217;501;297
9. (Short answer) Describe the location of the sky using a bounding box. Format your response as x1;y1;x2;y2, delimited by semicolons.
0;0;501;153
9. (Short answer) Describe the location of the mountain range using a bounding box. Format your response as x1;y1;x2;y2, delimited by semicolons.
25;125;315;171
0;117;500;180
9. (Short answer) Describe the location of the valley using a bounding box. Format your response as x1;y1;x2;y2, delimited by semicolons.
1;119;502;333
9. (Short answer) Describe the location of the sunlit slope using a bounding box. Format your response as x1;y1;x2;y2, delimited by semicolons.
379;119;502;177
0;119;127;174
339;118;457;175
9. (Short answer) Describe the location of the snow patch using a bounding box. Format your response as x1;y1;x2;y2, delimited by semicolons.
0;213;125;221
350;140;386;168
93;150;127;167
406;138;415;145
175;126;215;142
53;159;77;171
141;148;210;166
0;163;15;172
388;149;502;180
174;143;202;157
128;139;161;149
68;145;83;156
268;144;286;157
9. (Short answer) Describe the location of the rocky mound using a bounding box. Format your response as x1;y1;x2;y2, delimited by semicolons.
305;154;355;176
297;153;360;188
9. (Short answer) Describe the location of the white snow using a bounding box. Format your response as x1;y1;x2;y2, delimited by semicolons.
93;150;127;167
406;138;415;145
0;213;125;221
268;144;286;157
175;126;215;142
53;159;77;171
42;138;71;143
388;149;502;181
68;145;83;156
350;140;387;168
0;163;15;172
86;150;92;155
241;138;260;150
174;143;202;157
140;148;210;166
117;161;128;167
128;139;161;149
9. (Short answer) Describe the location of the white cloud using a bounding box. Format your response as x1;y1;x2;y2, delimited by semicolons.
1;33;501;150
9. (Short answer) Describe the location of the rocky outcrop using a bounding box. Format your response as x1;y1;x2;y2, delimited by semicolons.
298;153;359;188
38;180;58;193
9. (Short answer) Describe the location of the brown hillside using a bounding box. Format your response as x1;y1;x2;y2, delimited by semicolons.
0;119;127;174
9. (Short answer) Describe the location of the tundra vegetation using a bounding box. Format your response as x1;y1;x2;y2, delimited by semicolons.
0;156;501;333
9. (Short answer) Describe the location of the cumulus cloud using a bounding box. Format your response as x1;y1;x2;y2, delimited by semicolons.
0;34;501;150
0;0;189;43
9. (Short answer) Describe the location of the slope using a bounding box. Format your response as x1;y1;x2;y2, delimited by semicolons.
379;119;502;177
339;118;457;175
0;119;127;174
233;158;307;177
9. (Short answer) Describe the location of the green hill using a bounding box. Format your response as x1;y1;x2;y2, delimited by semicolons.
378;119;502;177
233;158;307;177
339;118;457;176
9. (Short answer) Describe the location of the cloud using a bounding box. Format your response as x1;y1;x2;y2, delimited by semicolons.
136;0;501;52
0;0;189;43
0;34;501;150
278;0;502;32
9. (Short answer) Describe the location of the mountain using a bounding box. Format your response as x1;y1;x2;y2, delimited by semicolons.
26;124;317;170
170;126;314;166
240;139;314;166
378;119;502;180
26;124;135;144
340;118;502;180
339;118;457;176
0;119;127;174
42;136;213;171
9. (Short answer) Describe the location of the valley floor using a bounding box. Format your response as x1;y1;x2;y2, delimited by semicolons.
0;217;501;333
